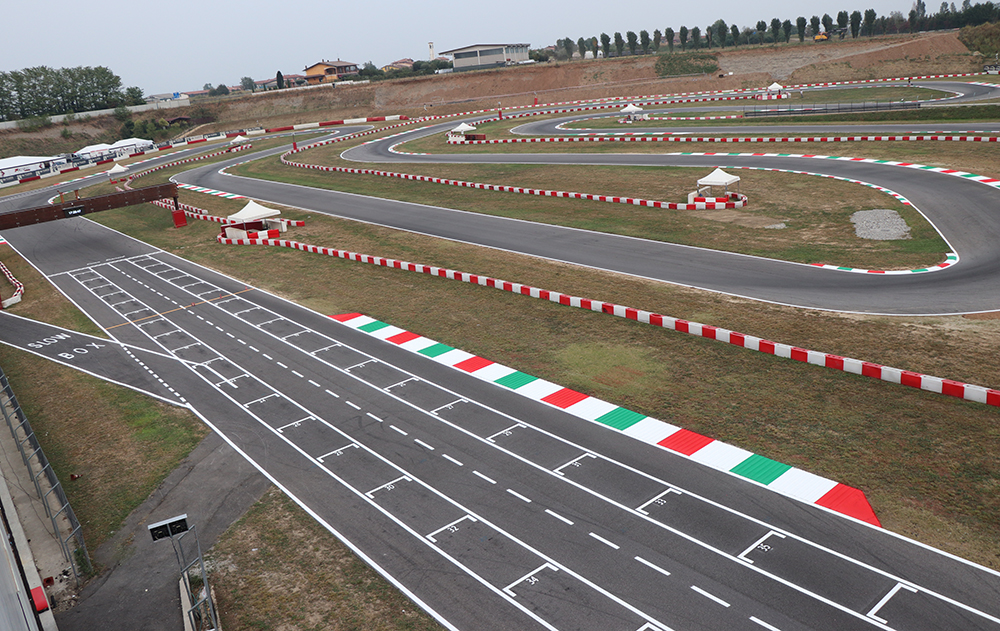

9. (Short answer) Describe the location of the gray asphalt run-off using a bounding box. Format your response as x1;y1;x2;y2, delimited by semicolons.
851;209;911;240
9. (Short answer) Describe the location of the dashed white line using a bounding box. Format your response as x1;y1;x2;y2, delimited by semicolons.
634;556;671;577
442;454;463;466
749;616;784;631
308;379;321;387
507;489;532;503
366;412;383;423
262;353;273;360
473;471;496;484
276;361;288;369
691;586;730;608
544;509;574;525
589;532;619;550
324;389;340;398
390;425;408;436
414;439;434;450
345;400;360;410
291;370;304;378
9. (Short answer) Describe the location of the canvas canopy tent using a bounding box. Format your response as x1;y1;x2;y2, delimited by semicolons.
450;122;477;133
0;155;64;177
227;200;280;223
75;143;114;158
229;135;248;145
620;103;643;114
110;138;154;153
107;163;129;175
697;168;740;193
766;82;784;92
223;200;285;240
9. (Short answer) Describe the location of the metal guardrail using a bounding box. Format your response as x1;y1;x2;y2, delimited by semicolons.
743;101;922;117
0;366;90;585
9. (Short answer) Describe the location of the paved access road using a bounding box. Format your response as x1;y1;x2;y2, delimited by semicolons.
2;217;1000;631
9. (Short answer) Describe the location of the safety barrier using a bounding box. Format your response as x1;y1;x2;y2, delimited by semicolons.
0;261;23;308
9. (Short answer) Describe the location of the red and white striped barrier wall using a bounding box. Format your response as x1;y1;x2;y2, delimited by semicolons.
280;155;749;210
0;261;24;308
330;311;881;526
443;134;1000;147
755;93;790;100
215;235;1000;411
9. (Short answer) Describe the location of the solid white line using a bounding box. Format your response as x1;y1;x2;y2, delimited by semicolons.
544;509;573;525
691;586;730;608
749;616;784;631
507;489;532;503
738;530;786;564
634;556;671;577
503;563;557;596
867;583;918;624
588;532;619;550
442;454;463;466
473;471;496;484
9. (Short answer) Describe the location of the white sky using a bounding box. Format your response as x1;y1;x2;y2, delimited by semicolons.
3;0;912;95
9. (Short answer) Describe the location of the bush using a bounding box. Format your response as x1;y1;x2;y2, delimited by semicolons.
959;22;1000;57
15;115;52;132
654;51;720;77
113;105;131;122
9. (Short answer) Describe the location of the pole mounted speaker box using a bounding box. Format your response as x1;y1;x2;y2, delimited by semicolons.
147;514;189;541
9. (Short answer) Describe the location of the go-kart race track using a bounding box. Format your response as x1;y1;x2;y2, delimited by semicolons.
2;79;1000;630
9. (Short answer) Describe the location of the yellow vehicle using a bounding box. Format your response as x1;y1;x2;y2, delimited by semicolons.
814;32;829;41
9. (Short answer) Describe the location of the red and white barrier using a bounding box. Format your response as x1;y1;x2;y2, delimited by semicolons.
216;235;1000;410
0;261;24;308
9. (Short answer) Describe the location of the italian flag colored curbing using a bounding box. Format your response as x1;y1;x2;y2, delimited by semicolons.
329;311;881;528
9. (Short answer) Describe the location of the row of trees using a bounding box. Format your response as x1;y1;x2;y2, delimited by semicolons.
0;66;143;122
547;1;999;58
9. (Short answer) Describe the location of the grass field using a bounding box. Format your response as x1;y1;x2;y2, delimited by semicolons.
5;72;1000;626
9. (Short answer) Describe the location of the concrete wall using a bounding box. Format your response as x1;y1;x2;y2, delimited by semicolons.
0;99;191;131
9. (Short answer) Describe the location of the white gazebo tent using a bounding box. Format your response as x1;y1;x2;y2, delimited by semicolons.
766;82;784;93
447;122;478;142
620;103;646;122
229;135;248;145
107;162;129;183
690;168;741;202
223;200;285;239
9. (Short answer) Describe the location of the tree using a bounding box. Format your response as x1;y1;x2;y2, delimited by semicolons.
626;31;638;55
822;13;834;33
690;26;701;49
756;20;767;44
562;37;575;59
276;71;284;89
850;10;862;37
203;83;213;91
810;15;821;36
214;83;229;96
124;86;144;105
864;8;877;35
705;25;713;48
614;32;625;56
241;76;255;92
600;33;612;58
770;17;782;42
640;30;650;54
715;20;728;47
782;19;793;42
731;24;740;46
577;37;588;58
796;16;807;41
665;27;675;52
653;29;662;51
679;26;688;50
838;10;849;28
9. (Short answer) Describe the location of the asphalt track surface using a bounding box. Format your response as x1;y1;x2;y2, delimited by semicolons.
172;80;1000;314
2;219;1000;631
2;84;1000;630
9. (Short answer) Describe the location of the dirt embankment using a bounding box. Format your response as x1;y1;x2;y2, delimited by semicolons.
0;31;980;154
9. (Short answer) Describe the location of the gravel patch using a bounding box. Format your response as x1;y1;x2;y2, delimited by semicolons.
851;209;911;240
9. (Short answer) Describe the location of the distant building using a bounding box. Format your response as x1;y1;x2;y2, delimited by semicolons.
439;44;530;72
381;58;415;73
303;60;360;85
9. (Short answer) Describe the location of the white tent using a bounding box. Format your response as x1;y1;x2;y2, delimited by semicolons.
620;103;643;114
697;168;740;187
227;200;280;223
75;143;114;157
0;155;63;177
107;163;129;175
766;82;784;92
110;138;154;151
451;122;477;133
229;135;248;145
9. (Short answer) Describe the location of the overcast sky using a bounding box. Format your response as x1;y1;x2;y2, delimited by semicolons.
4;0;913;95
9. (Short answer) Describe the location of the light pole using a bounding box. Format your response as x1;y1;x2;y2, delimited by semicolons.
148;514;218;631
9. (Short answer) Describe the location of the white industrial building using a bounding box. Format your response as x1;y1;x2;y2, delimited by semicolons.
439;44;530;72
